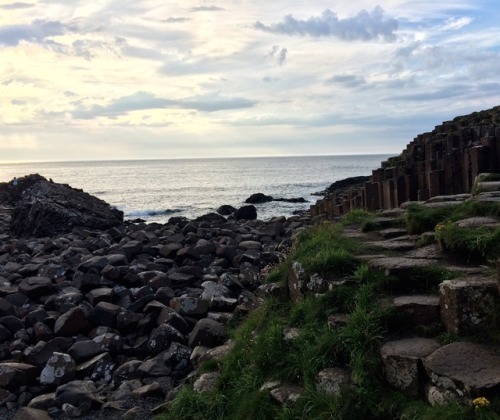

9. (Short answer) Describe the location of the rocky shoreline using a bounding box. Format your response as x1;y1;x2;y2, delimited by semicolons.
0;175;313;419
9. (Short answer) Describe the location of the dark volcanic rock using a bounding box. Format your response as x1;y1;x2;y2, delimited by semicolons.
217;205;236;215
9;174;123;237
245;193;273;204
234;205;257;220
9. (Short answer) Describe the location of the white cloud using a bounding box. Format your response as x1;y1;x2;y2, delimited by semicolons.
255;6;398;41
0;0;499;163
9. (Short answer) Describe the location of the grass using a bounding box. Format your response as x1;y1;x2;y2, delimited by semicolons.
159;209;500;420
435;223;500;264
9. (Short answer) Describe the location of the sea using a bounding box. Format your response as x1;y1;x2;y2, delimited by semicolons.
0;155;392;223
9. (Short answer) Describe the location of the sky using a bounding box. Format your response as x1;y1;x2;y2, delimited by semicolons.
1;0;500;163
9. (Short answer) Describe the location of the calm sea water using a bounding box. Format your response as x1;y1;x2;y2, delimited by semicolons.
0;155;391;223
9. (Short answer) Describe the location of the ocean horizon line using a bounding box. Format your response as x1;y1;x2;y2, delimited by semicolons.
0;152;395;166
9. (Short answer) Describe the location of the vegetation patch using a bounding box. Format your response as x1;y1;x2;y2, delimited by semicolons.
435;223;500;264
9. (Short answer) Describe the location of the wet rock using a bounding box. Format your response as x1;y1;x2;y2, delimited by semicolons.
234;205;257;220
217;205;236;216
245;193;274;204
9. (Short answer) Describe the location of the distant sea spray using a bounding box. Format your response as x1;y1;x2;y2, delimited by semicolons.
0;155;391;223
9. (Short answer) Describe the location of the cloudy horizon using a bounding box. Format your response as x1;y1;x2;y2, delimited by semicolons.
1;1;499;163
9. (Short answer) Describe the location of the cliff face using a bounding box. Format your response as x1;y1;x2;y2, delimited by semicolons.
312;106;500;217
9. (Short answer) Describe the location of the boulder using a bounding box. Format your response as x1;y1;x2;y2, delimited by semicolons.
217;205;236;216
245;193;273;204
40;352;76;386
316;368;351;396
234;205;257;220
188;319;227;348
10;174;123;237
193;372;220;393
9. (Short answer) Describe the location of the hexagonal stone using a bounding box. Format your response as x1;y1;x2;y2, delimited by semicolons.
381;338;441;396
440;278;499;335
424;342;500;396
393;295;440;326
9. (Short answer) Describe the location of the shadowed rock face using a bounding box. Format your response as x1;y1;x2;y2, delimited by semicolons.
8;174;123;237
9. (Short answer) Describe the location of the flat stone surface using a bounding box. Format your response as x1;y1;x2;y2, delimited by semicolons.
424;342;500;395
366;240;416;251
369;257;439;271
381;338;441;396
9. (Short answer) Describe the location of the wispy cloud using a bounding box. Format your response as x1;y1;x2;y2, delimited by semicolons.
191;5;224;12
255;6;398;41
71;91;257;119
0;19;66;46
0;2;34;10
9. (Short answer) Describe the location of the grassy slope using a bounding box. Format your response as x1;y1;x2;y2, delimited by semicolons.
159;201;500;420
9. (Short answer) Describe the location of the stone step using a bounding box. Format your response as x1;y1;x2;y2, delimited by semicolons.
378;228;408;239
380;337;441;396
424;341;500;398
439;277;499;335
367;257;441;293
392;295;440;326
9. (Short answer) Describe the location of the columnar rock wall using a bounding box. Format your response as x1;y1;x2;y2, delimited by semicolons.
311;106;500;217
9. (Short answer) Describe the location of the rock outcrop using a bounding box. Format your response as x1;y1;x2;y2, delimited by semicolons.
6;174;124;237
311;106;500;217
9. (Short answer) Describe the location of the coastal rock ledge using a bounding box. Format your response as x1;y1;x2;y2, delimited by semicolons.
4;174;124;238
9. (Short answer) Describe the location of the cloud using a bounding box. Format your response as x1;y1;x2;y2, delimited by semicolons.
0;2;34;9
255;6;398;41
162;17;190;23
441;17;473;31
269;45;288;66
387;82;500;101
326;74;366;88
191;5;224;12
71;91;256;119
0;19;65;46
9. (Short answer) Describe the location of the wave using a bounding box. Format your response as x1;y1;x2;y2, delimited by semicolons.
125;208;183;218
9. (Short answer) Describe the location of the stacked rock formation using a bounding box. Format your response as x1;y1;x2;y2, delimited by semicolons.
311;105;500;217
0;178;311;418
